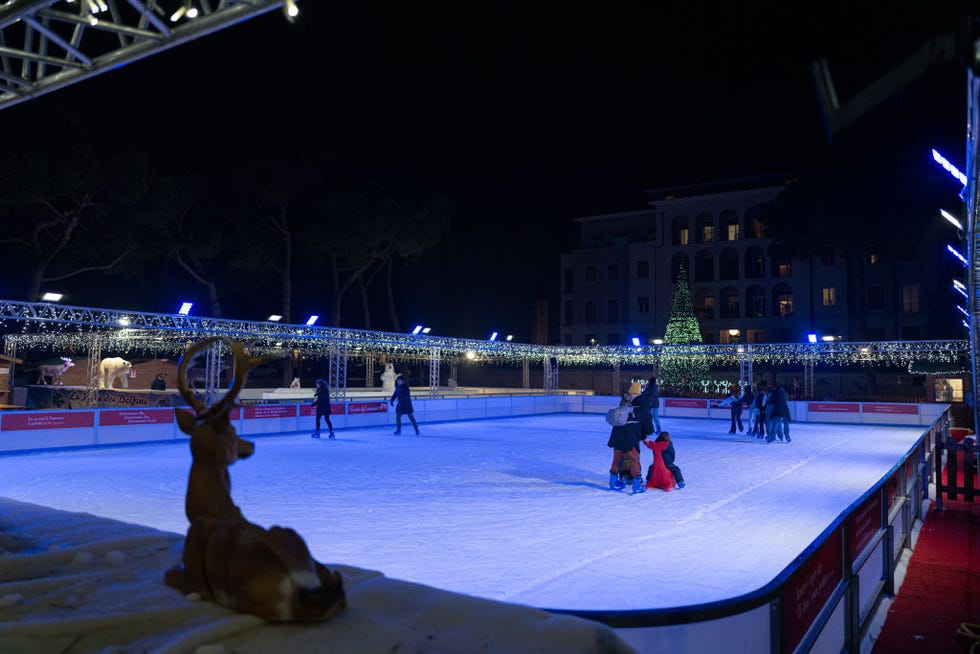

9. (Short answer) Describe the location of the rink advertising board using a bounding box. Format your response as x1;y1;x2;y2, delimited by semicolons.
848;494;883;556
2;411;95;431
298;403;345;416
243;404;297;420
99;408;175;426
781;525;844;654
808;402;859;413
665;398;708;408
862;403;919;415
347;401;388;415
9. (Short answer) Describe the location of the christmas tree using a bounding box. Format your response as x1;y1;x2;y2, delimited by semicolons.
659;262;710;393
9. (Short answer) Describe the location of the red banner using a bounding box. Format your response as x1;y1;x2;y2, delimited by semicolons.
781;527;844;654
298;403;343;417
348;401;388;415
808;402;859;413
100;408;174;426
243;405;297;420
2;411;95;431
848;494;882;555
176;406;240;420
862;403;918;415
664;398;708;409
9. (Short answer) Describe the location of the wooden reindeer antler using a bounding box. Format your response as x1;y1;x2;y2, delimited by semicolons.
166;338;346;622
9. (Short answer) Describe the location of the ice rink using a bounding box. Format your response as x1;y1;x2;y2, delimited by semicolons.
0;414;925;613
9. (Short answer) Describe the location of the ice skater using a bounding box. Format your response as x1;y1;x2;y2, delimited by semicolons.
391;375;420;435
311;378;335;439
644;431;677;491
606;392;646;494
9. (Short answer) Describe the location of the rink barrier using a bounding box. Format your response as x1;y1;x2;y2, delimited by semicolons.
0;395;948;653
0;395;947;455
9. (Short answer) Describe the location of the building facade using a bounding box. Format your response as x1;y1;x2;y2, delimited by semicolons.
560;175;953;346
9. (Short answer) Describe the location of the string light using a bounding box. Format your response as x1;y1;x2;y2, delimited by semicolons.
0;299;968;372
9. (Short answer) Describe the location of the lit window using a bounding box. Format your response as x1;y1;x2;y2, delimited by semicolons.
778;262;792;277
702;224;714;243
778;295;793;317
867;251;878;265
822;288;836;307
903;285;919;314
726;223;739;241
678;227;689;245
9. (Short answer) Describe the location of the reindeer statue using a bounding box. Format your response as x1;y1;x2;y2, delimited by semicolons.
37;356;74;385
164;337;346;622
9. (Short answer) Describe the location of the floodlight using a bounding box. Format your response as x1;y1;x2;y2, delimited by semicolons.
631;337;641;347
178;302;193;315
422;327;431;334
117;317;130;326
268;314;282;322
947;244;969;266
821;335;836;342
807;333;817;344
932;149;967;185
41;292;63;302
957;305;970;318
489;332;498;341
306;315;319;326
505;334;513;341
412;325;423;335
940;208;964;231
953;280;968;298
652;339;664;345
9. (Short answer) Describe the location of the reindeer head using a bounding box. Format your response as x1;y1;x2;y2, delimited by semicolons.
175;338;280;518
60;356;74;369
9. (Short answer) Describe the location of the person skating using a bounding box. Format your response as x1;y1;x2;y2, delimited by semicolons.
311;378;335;439
644;431;677;491
390;375;420;435
607;391;647;494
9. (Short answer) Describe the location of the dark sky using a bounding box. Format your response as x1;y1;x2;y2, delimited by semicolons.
3;2;969;340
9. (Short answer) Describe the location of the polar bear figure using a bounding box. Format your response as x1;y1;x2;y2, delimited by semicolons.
100;357;133;389
381;363;397;394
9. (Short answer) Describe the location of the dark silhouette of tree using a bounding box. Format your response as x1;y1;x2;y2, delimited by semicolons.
0;126;152;302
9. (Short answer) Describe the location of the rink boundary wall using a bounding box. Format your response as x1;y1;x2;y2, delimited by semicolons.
0;395;949;654
0;395;947;455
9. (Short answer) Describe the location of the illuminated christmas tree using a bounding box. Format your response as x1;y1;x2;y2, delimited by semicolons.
660;262;710;393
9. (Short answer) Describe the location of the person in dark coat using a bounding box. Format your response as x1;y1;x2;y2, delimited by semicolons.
659;431;685;488
629;380;655;437
642;377;662;434
311;378;334;439
751;385;767;438
767;383;791;443
644;431;682;491
150;373;166;391
390;375;420;435
607;396;647;494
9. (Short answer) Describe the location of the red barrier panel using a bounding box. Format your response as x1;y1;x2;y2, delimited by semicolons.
99;408;175;426
862;403;918;415
2;411;96;431
243;404;297;420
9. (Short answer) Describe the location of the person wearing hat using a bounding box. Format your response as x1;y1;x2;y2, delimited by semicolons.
311;378;335;439
630;380;655;438
607;383;647;494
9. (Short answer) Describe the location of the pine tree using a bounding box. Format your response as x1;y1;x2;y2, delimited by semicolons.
659;262;710;393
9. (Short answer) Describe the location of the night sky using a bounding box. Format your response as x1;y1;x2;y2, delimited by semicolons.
2;2;968;341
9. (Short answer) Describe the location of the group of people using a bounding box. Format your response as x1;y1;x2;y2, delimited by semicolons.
718;381;792;443
606;377;685;494
310;374;420;439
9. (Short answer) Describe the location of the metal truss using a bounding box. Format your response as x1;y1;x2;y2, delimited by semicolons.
0;0;290;111
0;298;970;368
